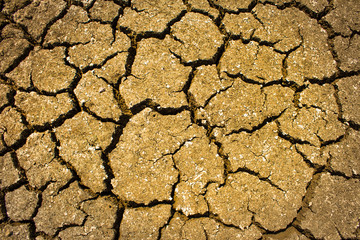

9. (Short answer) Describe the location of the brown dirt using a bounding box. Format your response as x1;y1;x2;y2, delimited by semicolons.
0;0;359;239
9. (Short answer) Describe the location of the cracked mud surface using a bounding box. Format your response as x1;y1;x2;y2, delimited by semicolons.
0;0;359;239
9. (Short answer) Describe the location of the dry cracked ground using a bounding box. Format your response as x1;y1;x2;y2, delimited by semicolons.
0;0;359;239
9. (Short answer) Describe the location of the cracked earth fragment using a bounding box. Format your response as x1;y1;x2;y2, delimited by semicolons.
13;0;66;41
15;91;74;126
34;182;92;236
6;46;76;92
197;80;293;134
58;196;118;239
56;112;115;193
0;153;21;189
170;12;223;62
17;131;72;190
297;173;360;240
75;72;123;120
336;75;360;125
211;122;312;230
219;40;283;83
110;109;201;204
117;0;186;33
120;36;190;108
0;107;27;151
5;185;38;221
324;0;360;36
334;35;360;72
120;204;172;240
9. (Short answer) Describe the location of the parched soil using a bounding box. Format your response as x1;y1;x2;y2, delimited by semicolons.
0;0;360;239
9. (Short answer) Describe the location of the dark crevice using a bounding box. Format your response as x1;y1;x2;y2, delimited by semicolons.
208;0;257;14
231;167;285;192
112;205;124;240
81;103;119;124
39;3;70;46
132;10;188;41
53;215;89;237
226;109;286;136
292;224;318;240
130;98;189;116
3;44;34;74
0;128;33;157
125;200;172;209
81;51;127;73
295;145;326;171
202;81;234;108
277;127;312;145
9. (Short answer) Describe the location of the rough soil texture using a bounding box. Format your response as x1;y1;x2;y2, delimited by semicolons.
0;0;359;239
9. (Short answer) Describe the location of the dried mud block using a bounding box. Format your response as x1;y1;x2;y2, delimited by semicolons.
34;182;92;236
324;0;360;36
334;35;360;72
325;129;360;177
160;212;187;239
296;144;329;166
218;123;313;191
213;123;312;231
13;0;66;41
299;84;338;113
6;47;75;92
336;76;360;125
0;107;27;150
251;5;336;84
5;185;38;221
44;5;90;45
0;38;31;73
222;12;261;39
197;81;293;134
219;40;283;83
212;0;253;11
117;0;186;33
189;65;233;107
0;83;11;109
0;223;31;240
173;182;208;216
75;72;123;120
68;29;129;70
15;92;73;126
206;171;303;231
297;173;360;240
56;112;115;193
58;196;118;239
120;205;172;240
278;106;346;146
17;132;72;190
170;12;224;62
287;37;336;84
120;36;190;108
110;109;205;204
173;135;224;216
1;24;26;39
0;153;21;189
252;5;305;52
89;0;120;22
